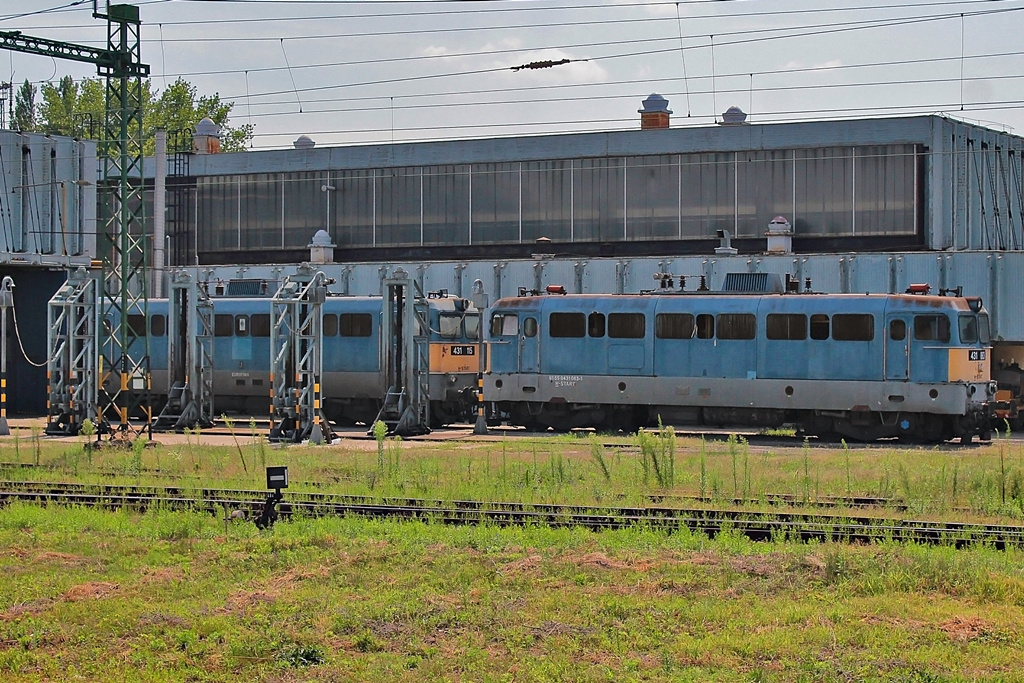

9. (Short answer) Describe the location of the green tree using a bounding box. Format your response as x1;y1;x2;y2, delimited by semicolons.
147;77;252;153
36;76;252;153
13;79;36;131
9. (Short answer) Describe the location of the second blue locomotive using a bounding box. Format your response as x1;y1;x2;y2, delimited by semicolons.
484;281;994;442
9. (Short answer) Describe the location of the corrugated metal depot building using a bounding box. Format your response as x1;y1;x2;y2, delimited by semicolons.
152;114;1023;265
150;113;1024;358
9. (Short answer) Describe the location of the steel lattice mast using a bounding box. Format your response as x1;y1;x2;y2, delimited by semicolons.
0;3;151;439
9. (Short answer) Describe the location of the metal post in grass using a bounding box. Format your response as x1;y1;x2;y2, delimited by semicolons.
256;466;288;529
0;276;13;436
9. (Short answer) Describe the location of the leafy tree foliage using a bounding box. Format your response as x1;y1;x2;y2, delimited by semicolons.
14;79;36;132
36;76;252;153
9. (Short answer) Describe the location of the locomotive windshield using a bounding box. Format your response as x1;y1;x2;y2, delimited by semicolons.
465;312;480;339
490;313;518;336
959;313;990;344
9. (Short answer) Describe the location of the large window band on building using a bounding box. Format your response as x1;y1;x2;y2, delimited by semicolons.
195;145;920;254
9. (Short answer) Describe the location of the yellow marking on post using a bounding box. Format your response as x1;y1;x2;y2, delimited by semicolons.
121;373;129;391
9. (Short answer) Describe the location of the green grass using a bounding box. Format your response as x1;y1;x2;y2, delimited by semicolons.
3;430;1024;680
0;504;1023;681
5;429;1024;522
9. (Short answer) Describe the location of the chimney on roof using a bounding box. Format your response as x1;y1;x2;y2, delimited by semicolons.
638;94;672;130
193;117;221;154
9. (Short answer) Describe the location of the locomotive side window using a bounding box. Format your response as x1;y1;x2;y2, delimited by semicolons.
323;313;338;337
127;314;146;336
655;313;695;339
809;314;830;340
250;314;270;338
832;314;874;341
766;313;806;340
439;313;462;339
889;319;906;341
465;313;480;340
550;312;585;337
524;317;538;337
588;313;605;338
215;314;234;337
150;314;166;337
340;313;373;337
491;313;518;336
914;315;950;342
235;315;249;337
696;314;715;339
608;313;644;338
717;313;756;340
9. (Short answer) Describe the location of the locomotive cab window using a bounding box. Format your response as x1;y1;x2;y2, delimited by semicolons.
439;313;462;339
340;313;373;337
588;312;605;338
979;314;991;344
766;313;806;340
914;315;950;343
608;313;644;338
696;314;715;339
465;313;480;340
889;319;906;341
832;314;874;341
215;314;234;337
127;314;146;336
959;315;978;343
323;314;338;337
810;314;830;340
656;313;695;339
524;317;538;337
491;313;518;336
250;314;270;338
550;312;585;337
716;313;755;340
150;314;166;337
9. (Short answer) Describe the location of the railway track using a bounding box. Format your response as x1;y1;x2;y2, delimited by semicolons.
0;480;1017;548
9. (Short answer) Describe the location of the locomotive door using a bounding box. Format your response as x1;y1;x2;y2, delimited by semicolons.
885;315;910;380
519;316;539;373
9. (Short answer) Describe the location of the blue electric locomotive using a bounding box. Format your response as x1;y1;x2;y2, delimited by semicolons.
137;293;481;425
485;284;994;442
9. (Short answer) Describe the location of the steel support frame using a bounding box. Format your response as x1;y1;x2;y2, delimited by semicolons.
153;270;214;431
45;268;99;435
374;267;431;437
96;3;151;440
269;265;333;444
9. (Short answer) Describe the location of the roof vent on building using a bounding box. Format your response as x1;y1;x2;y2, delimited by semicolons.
638;94;672;130
294;135;316;149
193;117;221;154
719;106;748;125
308;229;335;265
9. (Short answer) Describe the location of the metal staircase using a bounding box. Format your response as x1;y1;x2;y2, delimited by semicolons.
268;264;334;444
373;268;430;437
153;270;214;431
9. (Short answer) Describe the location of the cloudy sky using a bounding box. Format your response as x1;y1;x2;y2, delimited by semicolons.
3;0;1023;149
